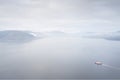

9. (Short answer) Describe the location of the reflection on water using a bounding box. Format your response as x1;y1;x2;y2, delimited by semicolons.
0;37;120;79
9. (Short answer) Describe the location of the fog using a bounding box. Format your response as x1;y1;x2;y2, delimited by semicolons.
0;0;120;79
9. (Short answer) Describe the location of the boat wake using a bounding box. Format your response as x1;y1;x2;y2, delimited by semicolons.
102;64;120;70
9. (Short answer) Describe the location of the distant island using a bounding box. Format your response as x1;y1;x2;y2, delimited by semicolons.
0;30;41;43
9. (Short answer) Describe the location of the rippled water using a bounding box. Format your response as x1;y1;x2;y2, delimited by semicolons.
0;36;120;79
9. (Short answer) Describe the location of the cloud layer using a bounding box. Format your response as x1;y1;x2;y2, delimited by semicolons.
0;0;119;32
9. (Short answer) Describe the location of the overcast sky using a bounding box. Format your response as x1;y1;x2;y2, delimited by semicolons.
0;0;120;32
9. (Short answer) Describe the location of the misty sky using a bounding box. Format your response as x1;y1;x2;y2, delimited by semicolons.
0;0;120;32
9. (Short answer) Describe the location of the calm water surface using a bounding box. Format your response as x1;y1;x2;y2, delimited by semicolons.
0;37;120;79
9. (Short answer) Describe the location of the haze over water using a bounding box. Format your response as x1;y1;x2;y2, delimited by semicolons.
0;0;120;79
0;36;120;79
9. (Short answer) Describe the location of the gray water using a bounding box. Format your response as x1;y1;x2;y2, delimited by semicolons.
0;36;120;79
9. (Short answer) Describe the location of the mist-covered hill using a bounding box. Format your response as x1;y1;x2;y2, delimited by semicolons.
0;30;42;43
